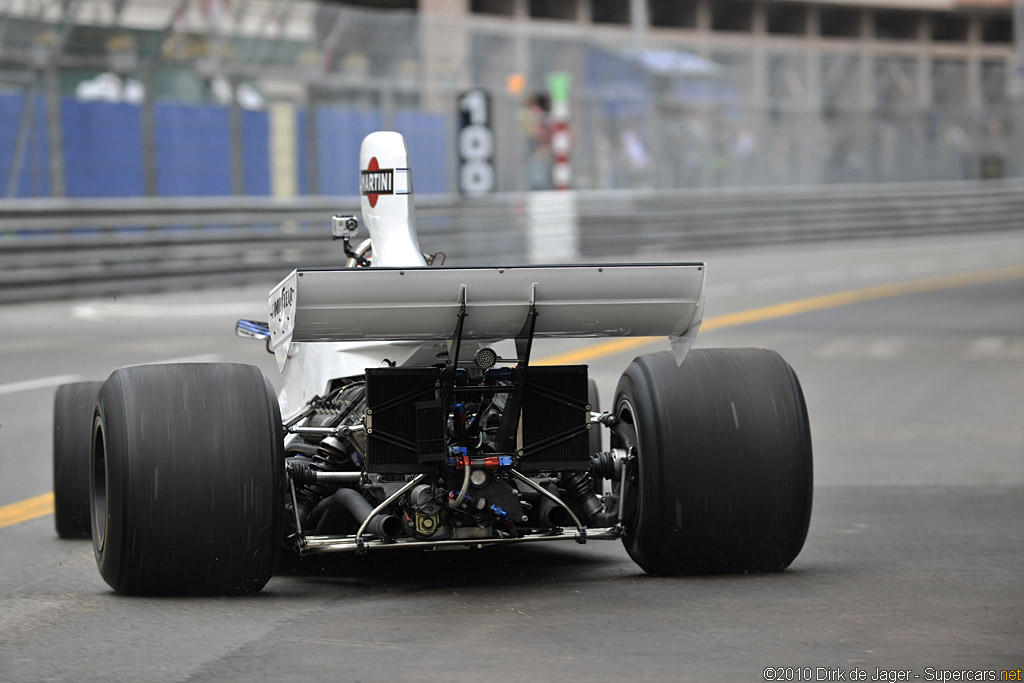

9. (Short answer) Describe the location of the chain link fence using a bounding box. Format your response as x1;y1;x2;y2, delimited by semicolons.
0;1;1019;199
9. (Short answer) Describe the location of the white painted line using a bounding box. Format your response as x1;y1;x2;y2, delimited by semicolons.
952;252;992;269
0;374;82;396
906;257;942;274
817;338;904;360
817;339;854;358
0;356;224;395
966;337;1024;360
132;353;224;366
73;302;257;322
707;282;739;298
803;269;846;285
854;263;896;280
749;275;796;291
868;339;906;359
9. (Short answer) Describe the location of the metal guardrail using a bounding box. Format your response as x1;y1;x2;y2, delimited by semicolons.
0;180;1022;303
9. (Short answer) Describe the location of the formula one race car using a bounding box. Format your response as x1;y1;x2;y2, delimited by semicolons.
52;132;812;595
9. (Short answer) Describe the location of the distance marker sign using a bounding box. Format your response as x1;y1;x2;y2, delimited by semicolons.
457;88;495;197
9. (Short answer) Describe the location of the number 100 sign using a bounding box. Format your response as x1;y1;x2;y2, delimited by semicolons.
457;88;495;197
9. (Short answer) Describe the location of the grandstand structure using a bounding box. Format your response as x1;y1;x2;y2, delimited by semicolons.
0;0;1018;197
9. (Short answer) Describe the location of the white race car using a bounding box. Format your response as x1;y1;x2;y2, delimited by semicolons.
52;132;812;595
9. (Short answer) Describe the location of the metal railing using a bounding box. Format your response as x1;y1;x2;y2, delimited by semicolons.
1;179;1022;302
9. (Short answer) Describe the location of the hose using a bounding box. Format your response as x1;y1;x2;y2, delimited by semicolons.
318;488;402;538
449;454;472;508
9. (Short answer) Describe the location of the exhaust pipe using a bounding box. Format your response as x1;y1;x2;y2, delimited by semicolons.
536;484;571;528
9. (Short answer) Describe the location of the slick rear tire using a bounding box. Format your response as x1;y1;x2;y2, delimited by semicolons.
91;363;283;595
54;381;103;538
614;349;812;575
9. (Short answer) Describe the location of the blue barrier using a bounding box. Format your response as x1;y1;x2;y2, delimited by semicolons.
62;100;144;197
295;107;449;195
241;108;270;196
315;106;382;195
0;95;449;199
394;110;449;195
154;102;232;196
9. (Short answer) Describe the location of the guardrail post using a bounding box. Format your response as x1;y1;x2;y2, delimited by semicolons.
230;76;244;196
44;64;65;198
5;77;38;198
305;92;319;195
141;66;157;197
1013;0;1024;178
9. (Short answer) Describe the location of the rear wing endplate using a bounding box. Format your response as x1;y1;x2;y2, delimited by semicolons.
268;264;705;371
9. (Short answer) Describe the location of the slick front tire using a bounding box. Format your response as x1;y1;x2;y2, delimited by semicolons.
54;381;103;538
613;349;812;575
91;363;284;595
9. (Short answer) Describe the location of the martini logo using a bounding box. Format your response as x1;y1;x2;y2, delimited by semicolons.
360;157;393;208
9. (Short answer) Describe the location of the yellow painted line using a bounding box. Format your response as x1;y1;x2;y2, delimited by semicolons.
536;264;1024;366
701;265;1024;332
2;264;1022;531
0;492;54;529
536;336;657;366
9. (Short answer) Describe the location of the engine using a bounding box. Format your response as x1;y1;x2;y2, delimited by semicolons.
283;356;609;549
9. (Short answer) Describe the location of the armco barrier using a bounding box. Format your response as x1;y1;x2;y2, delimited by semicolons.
0;179;1021;303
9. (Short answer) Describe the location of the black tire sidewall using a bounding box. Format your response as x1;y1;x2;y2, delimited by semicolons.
615;349;813;575
93;375;129;590
614;357;670;572
53;381;103;539
92;363;283;595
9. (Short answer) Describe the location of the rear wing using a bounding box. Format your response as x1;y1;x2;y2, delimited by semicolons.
268;263;705;370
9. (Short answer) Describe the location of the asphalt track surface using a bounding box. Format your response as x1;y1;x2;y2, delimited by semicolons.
1;231;1022;682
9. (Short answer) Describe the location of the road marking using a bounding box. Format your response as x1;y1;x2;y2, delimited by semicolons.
952;252;992;269
0;374;82;396
966;337;1024;360
0;492;54;528
141;353;223;365
700;265;1024;332
907;257;941;274
537;265;1024;366
3;263;1023;531
707;282;739;298
803;268;846;285
537;337;657;366
73;301;259;321
818;338;905;359
854;263;896;280
0;358;221;397
749;275;796;291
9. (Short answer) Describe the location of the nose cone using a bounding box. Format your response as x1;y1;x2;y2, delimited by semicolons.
359;132;426;267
